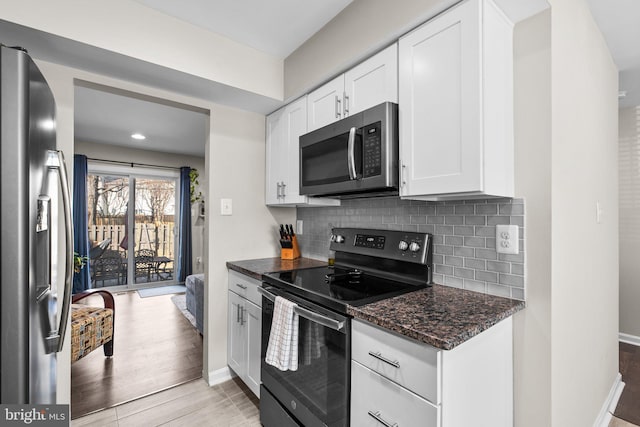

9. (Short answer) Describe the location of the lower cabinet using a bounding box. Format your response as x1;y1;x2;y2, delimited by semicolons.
351;317;513;427
227;270;262;397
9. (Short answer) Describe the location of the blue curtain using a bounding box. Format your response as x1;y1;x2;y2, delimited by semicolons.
177;167;192;283
73;154;91;293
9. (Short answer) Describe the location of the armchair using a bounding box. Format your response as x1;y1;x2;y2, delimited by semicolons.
71;289;115;363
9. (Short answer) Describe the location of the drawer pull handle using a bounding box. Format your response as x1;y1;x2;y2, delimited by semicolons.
235;283;248;290
368;351;400;368
368;410;398;427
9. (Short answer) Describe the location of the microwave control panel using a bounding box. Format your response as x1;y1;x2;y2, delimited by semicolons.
363;121;381;178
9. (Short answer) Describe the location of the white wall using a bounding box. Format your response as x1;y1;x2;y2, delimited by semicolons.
204;105;296;379
618;106;640;339
0;0;283;100
34;59;296;405
512;10;552;426
74;141;207;273
548;0;619;425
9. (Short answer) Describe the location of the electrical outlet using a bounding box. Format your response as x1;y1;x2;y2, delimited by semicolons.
496;224;519;255
296;219;303;235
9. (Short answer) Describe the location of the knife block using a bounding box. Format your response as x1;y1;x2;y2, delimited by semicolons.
281;236;301;260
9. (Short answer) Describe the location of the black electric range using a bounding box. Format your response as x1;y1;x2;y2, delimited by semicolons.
259;227;434;427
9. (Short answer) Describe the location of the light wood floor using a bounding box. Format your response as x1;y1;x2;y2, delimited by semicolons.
71;377;260;427
71;291;203;419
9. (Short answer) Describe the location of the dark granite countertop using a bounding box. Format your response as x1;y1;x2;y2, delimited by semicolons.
226;257;327;280
227;258;524;351
347;285;525;350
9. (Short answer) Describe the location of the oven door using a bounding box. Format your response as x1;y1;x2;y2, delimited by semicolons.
259;286;350;427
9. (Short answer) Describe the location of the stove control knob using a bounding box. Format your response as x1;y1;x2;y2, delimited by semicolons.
398;240;409;251
330;234;336;242
335;235;345;243
409;242;421;252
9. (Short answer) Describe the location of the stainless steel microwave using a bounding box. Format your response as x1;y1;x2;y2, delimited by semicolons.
299;102;398;198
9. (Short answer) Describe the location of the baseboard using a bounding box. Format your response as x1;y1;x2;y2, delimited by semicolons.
593;372;625;427
206;366;234;386
619;332;640;347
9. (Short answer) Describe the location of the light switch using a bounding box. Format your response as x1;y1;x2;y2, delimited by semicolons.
220;198;232;216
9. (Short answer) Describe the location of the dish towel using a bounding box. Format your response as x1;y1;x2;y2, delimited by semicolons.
265;296;299;371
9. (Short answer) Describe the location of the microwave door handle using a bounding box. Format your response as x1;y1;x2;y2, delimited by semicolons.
347;126;357;180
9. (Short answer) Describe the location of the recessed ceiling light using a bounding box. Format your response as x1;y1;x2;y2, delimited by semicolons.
131;133;146;140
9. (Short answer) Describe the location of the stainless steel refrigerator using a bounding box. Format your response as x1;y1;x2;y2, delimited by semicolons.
0;44;73;404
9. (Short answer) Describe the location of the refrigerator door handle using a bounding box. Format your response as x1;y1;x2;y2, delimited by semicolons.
45;150;74;353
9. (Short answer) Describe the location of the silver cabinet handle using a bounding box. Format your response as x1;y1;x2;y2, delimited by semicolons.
347;126;357;180
368;351;400;368
235;283;247;290
46;150;74;353
344;93;349;116
335;95;341;119
368;410;398;427
239;306;245;326
237;303;241;323
281;182;286;198
276;182;282;199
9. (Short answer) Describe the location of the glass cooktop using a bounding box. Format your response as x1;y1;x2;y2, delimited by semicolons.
263;266;426;313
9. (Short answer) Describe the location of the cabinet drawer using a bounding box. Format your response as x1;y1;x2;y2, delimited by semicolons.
351;360;439;427
228;270;261;307
352;320;439;404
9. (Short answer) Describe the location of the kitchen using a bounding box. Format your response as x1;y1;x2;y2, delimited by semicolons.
0;0;624;426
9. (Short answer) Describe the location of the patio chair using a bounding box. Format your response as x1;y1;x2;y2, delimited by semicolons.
92;250;126;287
135;249;155;282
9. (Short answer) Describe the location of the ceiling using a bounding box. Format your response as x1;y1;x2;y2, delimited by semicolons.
586;0;640;107
74;84;209;157
133;0;353;58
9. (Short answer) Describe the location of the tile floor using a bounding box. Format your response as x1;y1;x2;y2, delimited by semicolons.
71;377;259;427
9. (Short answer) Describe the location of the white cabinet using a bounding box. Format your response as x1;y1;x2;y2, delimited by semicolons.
265;96;340;207
351;317;514;427
227;270;262;397
307;44;398;132
399;0;514;200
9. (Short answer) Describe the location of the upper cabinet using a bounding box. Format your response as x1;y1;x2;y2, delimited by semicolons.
307;44;398;132
398;0;514;200
265;96;340;207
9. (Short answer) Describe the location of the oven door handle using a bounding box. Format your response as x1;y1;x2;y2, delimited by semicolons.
258;287;345;332
294;305;344;332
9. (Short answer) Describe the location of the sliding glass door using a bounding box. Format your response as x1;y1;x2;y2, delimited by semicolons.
87;164;179;289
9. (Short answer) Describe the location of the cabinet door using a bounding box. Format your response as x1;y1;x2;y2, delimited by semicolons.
227;291;246;377
399;0;482;197
307;75;345;132
281;98;307;205
265;107;286;205
244;300;262;397
344;44;398;117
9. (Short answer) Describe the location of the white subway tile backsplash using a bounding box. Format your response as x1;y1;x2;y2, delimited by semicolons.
296;197;525;300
